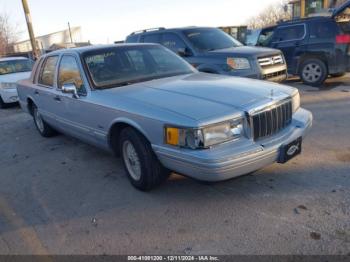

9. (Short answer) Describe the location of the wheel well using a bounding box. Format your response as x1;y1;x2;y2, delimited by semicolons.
109;122;148;156
298;54;328;73
27;98;35;116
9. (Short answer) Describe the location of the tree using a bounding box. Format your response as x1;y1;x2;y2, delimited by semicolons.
329;0;347;8
0;13;19;56
247;1;292;29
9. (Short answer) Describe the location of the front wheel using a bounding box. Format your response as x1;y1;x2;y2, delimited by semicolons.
0;96;6;109
299;59;328;86
119;127;170;191
32;105;56;137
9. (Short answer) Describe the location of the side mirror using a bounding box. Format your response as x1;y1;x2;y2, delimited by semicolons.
62;83;79;99
177;48;191;57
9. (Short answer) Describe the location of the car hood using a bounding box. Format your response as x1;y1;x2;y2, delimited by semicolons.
0;71;31;84
104;73;295;122
207;46;281;57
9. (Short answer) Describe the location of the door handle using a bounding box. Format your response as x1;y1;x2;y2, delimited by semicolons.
54;96;61;102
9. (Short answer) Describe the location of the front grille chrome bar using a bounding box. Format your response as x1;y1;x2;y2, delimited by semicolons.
258;54;284;67
250;99;292;141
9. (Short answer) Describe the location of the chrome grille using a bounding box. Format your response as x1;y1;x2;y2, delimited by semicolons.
258;54;284;68
250;100;292;140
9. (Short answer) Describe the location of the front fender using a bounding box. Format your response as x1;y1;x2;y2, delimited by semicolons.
107;117;151;148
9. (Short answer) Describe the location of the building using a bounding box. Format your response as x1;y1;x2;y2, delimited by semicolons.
10;26;84;54
289;0;347;18
219;26;248;43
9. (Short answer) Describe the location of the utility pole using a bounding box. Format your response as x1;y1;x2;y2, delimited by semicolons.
21;0;39;59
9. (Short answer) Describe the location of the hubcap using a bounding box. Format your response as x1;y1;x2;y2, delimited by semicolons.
122;140;141;181
302;63;322;83
34;108;44;133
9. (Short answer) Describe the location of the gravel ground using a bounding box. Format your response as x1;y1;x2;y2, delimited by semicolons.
0;75;349;255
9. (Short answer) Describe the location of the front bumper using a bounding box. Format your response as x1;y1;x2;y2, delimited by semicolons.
0;88;19;103
223;64;287;83
153;108;312;182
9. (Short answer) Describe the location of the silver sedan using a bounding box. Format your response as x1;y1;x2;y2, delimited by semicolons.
17;44;312;190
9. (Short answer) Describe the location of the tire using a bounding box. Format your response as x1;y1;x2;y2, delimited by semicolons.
0;96;7;109
299;58;328;86
119;127;170;191
330;72;346;78
32;105;56;137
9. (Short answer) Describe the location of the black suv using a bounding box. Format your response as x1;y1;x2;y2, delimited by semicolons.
126;27;287;82
248;1;350;86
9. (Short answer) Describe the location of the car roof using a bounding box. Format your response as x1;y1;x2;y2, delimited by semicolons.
0;56;30;62
128;26;215;37
44;43;161;56
277;16;332;26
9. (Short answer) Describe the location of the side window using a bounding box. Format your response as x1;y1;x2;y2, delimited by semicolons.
58;55;85;93
38;56;59;87
142;34;161;43
257;28;275;46
310;21;337;39
125;34;139;43
273;24;306;42
161;33;186;51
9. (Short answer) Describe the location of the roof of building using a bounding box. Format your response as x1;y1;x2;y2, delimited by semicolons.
13;26;81;45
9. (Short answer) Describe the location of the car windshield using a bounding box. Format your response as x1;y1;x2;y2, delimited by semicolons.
0;59;34;75
183;28;243;51
83;45;195;89
245;29;261;46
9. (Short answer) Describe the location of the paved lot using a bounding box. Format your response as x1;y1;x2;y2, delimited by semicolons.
0;75;350;255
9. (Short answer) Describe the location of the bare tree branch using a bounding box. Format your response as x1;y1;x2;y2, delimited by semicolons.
247;0;292;29
0;12;20;56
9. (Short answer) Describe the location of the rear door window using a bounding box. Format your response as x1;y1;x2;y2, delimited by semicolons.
273;24;306;42
38;56;59;87
309;20;338;39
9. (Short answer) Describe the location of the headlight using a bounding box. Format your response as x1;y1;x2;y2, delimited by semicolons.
165;119;243;149
0;83;17;89
292;91;300;113
227;57;250;70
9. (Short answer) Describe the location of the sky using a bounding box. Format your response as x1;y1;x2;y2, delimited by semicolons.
1;0;281;44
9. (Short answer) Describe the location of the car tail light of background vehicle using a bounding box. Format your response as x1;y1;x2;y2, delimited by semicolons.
336;34;350;44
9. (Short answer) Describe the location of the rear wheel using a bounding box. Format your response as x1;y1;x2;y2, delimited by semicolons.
119;127;170;191
299;58;328;86
32;105;56;137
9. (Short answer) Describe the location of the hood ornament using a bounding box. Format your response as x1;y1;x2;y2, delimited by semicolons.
270;89;274;99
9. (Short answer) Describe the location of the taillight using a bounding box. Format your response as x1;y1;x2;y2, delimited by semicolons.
336;34;350;44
